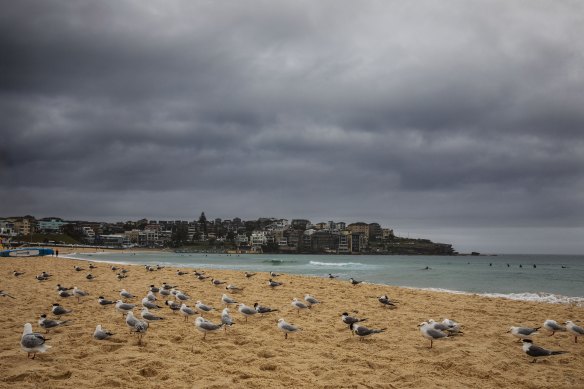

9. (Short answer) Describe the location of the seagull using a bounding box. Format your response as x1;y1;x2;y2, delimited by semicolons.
291;298;308;315
254;302;279;314
86;273;96;281
328;273;339;279
270;272;281;277
89;263;98;269
267;279;283;288
221;294;238;306
115;300;135;317
377;295;396;308
13;270;25;277
350;323;386;341
161;283;176;290
543;320;566;336
349;278;362;285
165;300;181;314
159;289;171;297
125;311;140;331
0;290;16;299
508;326;540;341
51;303;72;317
441;318;462;334
419;322;448;348
132;319;149;345
176;270;189;276
304;294;320;308
141;307;164;322
428;319;460;334
120;289;134;299
56;284;72;292
221;308;235;331
211;278;226;286
195;301;214;312
98;296;115;307
225;284;244;293
237;303;257;322
565;321;584;343
73;287;89;303
194;317;223;339
38;314;70;333
196;274;210;281
58;289;72;298
142;297;161;310
21;323;51;359
341;312;368;334
277;318;300;339
93;324;114;340
244;272;256;278
146;291;157;302
179;303;197;321
522;339;568;363
175;291;190;302
149;285;160;293
116;273;127;281
74;265;84;272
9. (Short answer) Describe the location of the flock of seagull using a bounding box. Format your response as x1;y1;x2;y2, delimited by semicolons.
6;263;584;363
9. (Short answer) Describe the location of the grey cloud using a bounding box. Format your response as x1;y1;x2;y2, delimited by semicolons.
1;1;583;253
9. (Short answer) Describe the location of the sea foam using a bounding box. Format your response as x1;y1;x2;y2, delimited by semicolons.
410;287;584;307
309;261;365;267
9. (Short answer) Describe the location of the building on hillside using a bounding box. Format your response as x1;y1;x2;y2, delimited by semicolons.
382;228;394;240
37;217;68;233
368;223;382;241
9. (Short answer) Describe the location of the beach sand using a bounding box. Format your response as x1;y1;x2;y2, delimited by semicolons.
1;254;583;388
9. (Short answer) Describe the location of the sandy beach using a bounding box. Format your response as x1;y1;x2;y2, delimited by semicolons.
1;253;583;388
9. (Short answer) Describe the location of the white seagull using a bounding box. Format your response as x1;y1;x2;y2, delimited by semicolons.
179;303;197;322
194;317;223;339
304;294;320;308
221;308;235;331
141;307;164;322
565;321;584;343
419;322;448;348
508;326;540;341
73;286;89;303
221;294;238;306
291;298;308;315
93;324;114;340
543;319;566;336
115;300;135;317
277;318;301;339
21;323;51;359
237;303;257;323
120;289;134;299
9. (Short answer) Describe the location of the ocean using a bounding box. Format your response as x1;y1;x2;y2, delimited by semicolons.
66;251;584;306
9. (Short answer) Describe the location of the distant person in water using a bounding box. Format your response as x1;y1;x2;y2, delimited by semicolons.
423;266;431;270
519;264;523;268
533;264;536;268
56;249;59;257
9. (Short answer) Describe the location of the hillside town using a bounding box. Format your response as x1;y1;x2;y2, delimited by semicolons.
0;213;455;255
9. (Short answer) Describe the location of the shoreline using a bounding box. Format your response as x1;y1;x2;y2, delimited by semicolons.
60;250;584;308
1;256;583;388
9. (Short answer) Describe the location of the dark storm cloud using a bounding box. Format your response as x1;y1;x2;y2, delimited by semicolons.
1;0;583;253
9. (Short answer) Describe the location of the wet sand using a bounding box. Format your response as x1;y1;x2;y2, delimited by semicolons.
1;255;583;388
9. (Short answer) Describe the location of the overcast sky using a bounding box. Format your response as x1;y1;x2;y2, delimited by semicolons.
1;1;583;254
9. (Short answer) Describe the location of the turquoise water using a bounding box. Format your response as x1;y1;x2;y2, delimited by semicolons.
67;252;584;305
